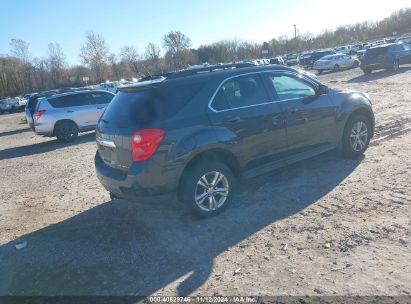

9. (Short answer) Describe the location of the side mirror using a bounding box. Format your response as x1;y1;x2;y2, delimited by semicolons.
317;84;328;95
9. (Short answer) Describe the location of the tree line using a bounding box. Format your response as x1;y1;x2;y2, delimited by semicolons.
1;7;410;97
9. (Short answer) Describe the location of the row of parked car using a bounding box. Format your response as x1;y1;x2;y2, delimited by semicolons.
269;40;411;75
0;97;27;114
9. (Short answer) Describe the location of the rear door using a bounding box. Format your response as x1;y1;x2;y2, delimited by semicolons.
264;72;338;155
208;73;287;167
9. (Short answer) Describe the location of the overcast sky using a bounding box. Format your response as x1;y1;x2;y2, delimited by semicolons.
1;0;410;64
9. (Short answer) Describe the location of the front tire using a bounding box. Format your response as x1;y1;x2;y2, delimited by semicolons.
181;161;235;217
391;59;399;72
317;70;323;75
342;114;371;158
54;121;78;142
333;64;340;72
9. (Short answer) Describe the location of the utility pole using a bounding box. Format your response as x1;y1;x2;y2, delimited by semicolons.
293;24;297;53
293;24;297;40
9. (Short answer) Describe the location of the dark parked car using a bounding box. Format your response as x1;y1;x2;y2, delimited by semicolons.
269;56;285;65
361;43;411;74
299;50;336;69
95;64;375;216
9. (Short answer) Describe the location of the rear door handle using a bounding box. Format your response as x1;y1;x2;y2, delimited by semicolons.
223;116;241;123
97;106;105;109
67;110;74;113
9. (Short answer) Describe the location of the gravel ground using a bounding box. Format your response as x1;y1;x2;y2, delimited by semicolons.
0;66;410;296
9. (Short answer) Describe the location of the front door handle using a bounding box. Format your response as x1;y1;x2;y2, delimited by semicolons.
67;110;74;113
223;116;241;123
97;106;105;109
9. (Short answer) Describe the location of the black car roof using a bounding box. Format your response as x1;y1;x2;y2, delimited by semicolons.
119;64;299;92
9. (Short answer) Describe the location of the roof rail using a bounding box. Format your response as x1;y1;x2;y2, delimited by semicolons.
139;63;256;82
168;62;256;78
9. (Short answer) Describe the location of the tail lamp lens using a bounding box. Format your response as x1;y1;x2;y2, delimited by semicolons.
132;129;165;162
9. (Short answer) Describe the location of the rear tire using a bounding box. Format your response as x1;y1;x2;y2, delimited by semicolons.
54;121;78;142
362;68;371;75
180;161;235;217
333;64;340;72
342;114;371;158
352;61;359;68
317;70;323;74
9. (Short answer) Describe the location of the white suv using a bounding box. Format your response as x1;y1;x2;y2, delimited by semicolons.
32;90;114;142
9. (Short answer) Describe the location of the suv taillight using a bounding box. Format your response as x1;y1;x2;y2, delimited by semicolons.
132;129;165;162
34;110;46;120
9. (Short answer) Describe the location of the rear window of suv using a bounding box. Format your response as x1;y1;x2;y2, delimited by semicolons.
101;81;205;128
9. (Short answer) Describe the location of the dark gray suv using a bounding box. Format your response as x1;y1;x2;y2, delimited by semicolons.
361;42;411;74
95;64;375;216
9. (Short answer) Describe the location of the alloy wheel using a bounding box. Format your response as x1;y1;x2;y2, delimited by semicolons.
194;171;229;212
350;121;368;152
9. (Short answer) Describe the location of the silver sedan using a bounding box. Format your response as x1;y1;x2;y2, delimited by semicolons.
313;54;359;73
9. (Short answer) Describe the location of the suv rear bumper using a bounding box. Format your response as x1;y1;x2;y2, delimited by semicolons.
95;152;179;203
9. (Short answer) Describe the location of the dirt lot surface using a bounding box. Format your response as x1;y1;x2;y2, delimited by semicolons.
0;66;410;296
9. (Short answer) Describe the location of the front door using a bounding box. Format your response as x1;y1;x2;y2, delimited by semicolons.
263;72;338;155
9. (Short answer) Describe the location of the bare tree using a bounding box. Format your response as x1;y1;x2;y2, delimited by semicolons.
10;39;30;64
162;31;192;69
120;45;140;76
79;32;109;82
144;43;161;61
108;53;121;80
48;42;66;87
9;38;33;91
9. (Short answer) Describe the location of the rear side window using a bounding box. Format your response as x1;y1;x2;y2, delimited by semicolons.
366;47;389;56
211;74;269;111
48;93;92;108
91;92;114;104
101;82;205;128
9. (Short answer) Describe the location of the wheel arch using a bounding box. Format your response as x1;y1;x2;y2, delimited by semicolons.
53;119;79;136
177;147;241;198
341;107;375;140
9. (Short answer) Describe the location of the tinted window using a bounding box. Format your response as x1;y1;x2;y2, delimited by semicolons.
48;93;92;108
403;44;411;51
366;47;389;56
269;74;316;101
91;92;114;104
211;74;269;111
101;82;205;128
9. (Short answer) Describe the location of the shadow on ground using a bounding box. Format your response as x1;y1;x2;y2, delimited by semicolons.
0;132;95;161
0;127;31;138
0;153;363;296
346;66;411;83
